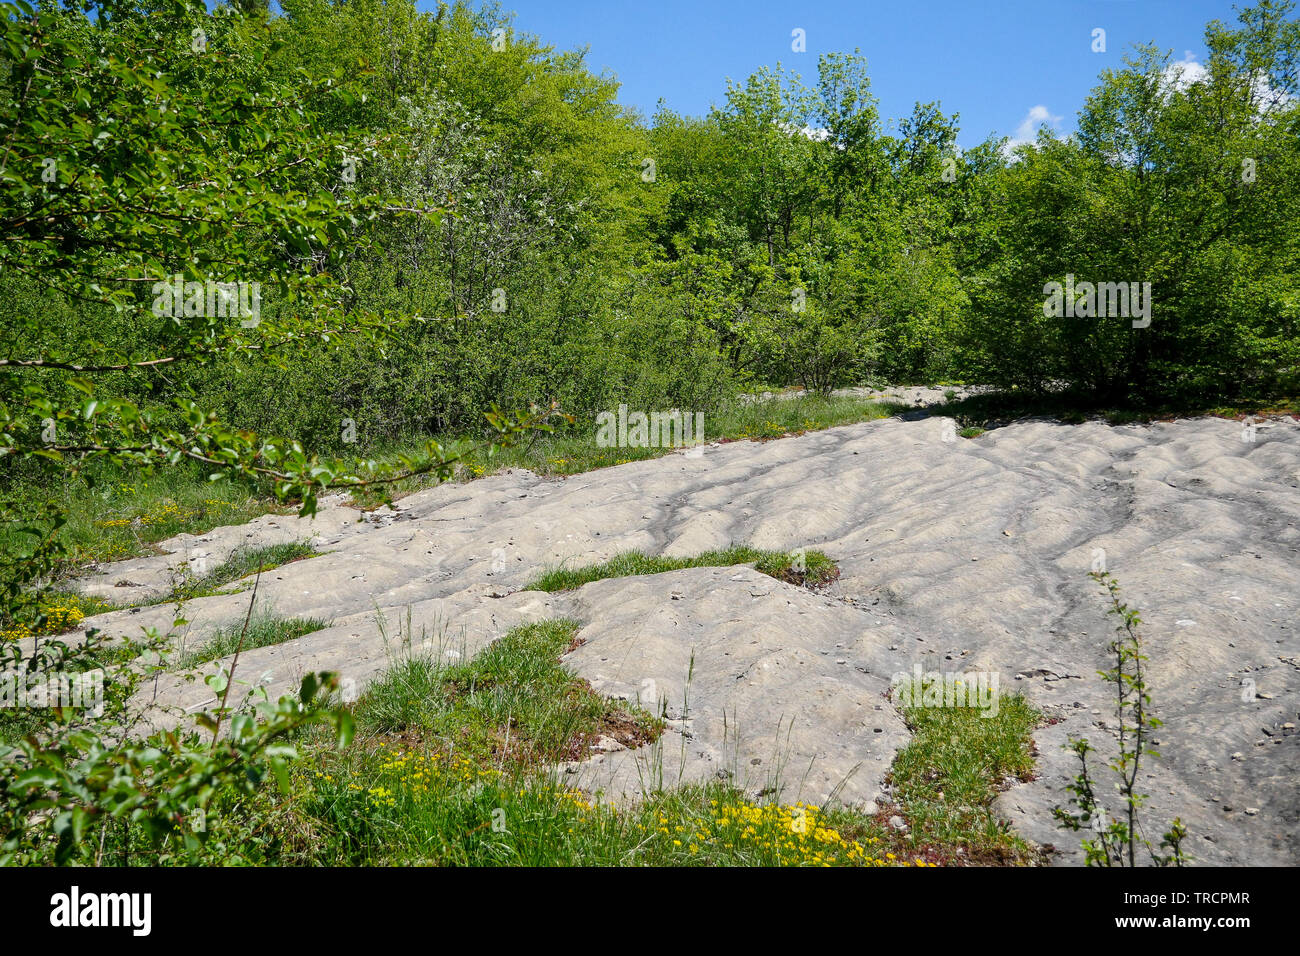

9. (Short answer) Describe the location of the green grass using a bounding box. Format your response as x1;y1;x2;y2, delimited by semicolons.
24;616;1044;867
0;461;279;572
277;773;920;867
354;619;661;767
174;611;328;668
885;680;1043;864
180;618;1047;867
351;392;896;501
2;393;894;570
249;618;932;866
525;546;840;593
164;540;319;603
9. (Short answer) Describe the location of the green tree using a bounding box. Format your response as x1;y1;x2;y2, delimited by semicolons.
0;0;544;864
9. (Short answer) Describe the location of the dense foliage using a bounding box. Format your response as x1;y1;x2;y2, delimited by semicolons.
4;0;1297;462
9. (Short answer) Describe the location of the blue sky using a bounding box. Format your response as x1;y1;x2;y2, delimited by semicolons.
465;0;1250;148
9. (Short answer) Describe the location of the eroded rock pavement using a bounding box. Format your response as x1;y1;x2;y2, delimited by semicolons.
70;404;1300;865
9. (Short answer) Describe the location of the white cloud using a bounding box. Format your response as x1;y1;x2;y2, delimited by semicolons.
776;122;833;142
1163;51;1208;92
1001;104;1063;157
1163;50;1291;113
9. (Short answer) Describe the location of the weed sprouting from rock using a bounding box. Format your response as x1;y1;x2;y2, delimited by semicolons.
1053;571;1189;867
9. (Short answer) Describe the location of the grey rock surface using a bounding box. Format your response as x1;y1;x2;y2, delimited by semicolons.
67;408;1300;865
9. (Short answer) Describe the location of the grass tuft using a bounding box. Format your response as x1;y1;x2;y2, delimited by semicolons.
525;546;839;593
166;540;319;603
174;611;328;668
885;681;1043;864
355;619;662;769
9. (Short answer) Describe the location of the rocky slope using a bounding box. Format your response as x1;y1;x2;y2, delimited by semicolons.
70;404;1300;865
